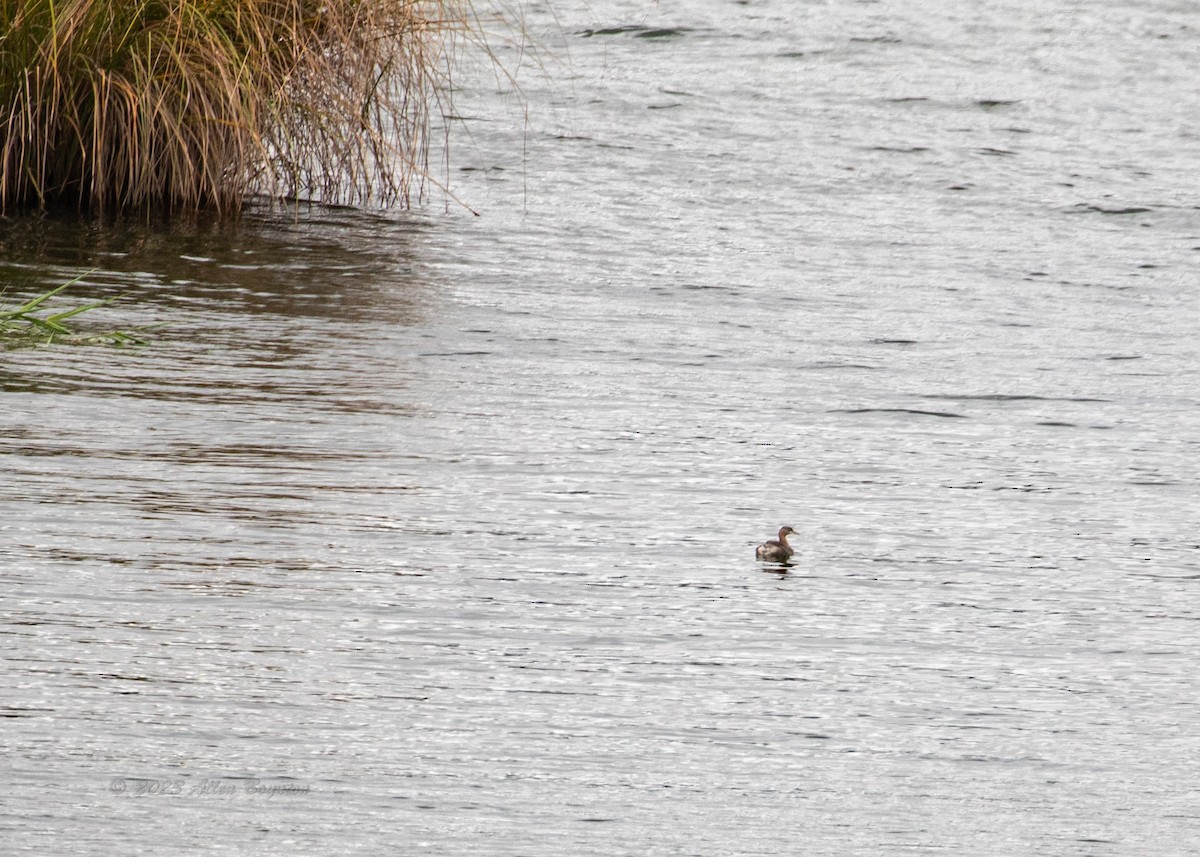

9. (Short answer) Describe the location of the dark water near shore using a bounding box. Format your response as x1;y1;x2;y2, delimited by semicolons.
4;0;1200;853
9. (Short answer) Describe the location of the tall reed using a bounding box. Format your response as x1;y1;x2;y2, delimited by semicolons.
0;0;469;214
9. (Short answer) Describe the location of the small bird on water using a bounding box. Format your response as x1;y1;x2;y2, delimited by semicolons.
755;526;795;562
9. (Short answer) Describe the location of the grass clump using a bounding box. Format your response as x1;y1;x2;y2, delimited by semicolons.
0;0;470;215
1;275;150;347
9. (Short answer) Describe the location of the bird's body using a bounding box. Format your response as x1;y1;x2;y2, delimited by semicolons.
756;526;795;562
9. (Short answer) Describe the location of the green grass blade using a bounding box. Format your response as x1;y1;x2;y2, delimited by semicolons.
24;315;73;335
46;299;114;324
9;281;75;314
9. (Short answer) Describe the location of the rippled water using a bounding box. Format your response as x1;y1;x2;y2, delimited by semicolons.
4;0;1200;853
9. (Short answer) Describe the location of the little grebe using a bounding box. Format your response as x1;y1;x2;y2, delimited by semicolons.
755;526;795;562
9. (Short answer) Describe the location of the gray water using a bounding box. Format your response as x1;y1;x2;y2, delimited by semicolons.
4;0;1200;853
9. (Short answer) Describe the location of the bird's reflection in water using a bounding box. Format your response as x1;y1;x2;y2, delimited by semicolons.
758;560;793;578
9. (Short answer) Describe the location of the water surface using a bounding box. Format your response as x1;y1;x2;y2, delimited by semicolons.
4;0;1200;853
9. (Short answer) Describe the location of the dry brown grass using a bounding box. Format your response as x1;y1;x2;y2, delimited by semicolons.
0;0;473;214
